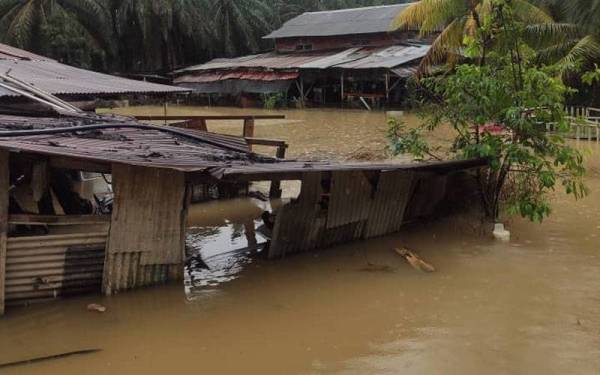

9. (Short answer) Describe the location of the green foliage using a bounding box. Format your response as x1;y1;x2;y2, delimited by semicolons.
388;0;587;222
582;64;600;85
263;93;286;110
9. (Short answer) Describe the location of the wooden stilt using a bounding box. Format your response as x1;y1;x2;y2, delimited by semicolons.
243;118;255;150
340;73;345;106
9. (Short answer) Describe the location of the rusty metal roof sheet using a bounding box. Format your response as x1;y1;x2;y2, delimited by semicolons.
177;44;429;76
0;115;486;178
0;115;258;172
264;4;413;39
175;71;299;84
0;43;189;97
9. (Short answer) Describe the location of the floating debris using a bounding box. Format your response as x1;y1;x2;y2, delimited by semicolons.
394;247;436;273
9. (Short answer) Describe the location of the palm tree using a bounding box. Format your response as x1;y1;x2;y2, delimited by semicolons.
390;0;553;71
107;0;210;72
0;0;109;53
209;0;274;57
532;0;600;74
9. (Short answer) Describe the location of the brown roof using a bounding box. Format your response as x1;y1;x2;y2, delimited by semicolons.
0;114;486;179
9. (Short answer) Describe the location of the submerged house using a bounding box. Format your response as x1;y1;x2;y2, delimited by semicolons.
0;111;485;314
0;43;188;110
173;3;429;108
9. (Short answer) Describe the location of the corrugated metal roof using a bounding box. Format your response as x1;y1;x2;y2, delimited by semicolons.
0;115;486;178
264;3;413;39
334;44;429;69
175;44;429;79
0;43;188;97
0;115;257;172
0;43;51;61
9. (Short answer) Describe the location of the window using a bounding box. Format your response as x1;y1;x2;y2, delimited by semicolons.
296;44;313;51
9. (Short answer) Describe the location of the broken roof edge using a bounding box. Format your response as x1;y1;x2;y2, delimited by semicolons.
212;158;489;181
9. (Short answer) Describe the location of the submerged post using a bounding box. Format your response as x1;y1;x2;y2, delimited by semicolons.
340;72;345;105
0;150;8;315
243;118;255;150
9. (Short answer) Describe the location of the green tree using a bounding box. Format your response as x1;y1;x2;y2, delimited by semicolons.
531;0;600;75
390;0;553;71
388;0;587;221
0;0;109;59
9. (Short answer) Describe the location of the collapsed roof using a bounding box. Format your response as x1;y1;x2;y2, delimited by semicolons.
0;114;485;181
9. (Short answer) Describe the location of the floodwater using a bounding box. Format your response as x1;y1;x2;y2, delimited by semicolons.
2;106;600;374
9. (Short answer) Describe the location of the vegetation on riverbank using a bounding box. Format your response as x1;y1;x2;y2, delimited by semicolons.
388;0;589;222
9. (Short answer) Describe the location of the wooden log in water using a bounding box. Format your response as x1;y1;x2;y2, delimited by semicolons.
394;248;436;273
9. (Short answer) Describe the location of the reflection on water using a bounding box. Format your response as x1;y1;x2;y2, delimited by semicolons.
185;221;267;295
184;197;276;299
2;107;600;375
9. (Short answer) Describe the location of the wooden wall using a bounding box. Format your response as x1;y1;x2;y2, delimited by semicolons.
268;170;417;259
103;164;190;295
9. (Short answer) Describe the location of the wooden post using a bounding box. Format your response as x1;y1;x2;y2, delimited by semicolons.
0;150;8;316
269;145;287;198
300;77;305;108
340;72;345;105
385;73;390;103
243;118;255;151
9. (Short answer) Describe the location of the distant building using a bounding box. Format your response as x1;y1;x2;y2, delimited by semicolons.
0;42;188;110
174;3;429;108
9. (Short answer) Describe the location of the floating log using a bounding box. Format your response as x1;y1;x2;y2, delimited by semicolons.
394;247;436;273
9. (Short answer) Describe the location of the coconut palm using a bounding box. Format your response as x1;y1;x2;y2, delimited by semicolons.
208;0;274;57
0;0;109;53
531;0;600;74
107;0;211;72
390;0;553;71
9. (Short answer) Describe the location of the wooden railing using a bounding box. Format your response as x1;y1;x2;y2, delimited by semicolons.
133;115;286;139
564;106;600;141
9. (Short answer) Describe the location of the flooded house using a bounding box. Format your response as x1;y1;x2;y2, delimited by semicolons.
0;106;486;315
173;3;430;109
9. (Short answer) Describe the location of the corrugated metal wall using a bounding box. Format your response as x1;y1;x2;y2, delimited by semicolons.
268;170;418;258
4;232;107;306
269;171;464;258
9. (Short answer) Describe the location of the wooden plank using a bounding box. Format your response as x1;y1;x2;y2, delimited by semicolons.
104;164;187;294
134;115;285;121
269;172;323;258
0;150;8;315
8;214;110;226
244;138;288;148
48;156;111;174
31;160;48;202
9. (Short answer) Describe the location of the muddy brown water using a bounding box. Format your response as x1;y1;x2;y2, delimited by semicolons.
2;106;600;374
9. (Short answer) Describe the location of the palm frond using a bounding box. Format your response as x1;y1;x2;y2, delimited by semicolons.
513;0;553;24
419;17;466;73
391;0;467;36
